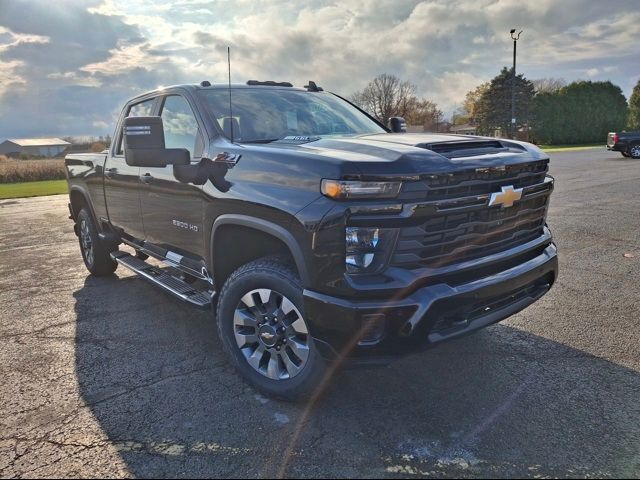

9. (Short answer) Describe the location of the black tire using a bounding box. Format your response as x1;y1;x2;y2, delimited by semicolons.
77;208;117;276
621;152;630;158
629;143;640;159
216;256;327;401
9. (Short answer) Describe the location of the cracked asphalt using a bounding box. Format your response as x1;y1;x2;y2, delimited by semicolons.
1;148;639;478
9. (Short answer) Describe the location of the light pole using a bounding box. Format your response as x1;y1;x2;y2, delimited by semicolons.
510;28;522;139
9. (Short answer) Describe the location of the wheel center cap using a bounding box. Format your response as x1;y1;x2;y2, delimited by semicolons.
258;325;278;347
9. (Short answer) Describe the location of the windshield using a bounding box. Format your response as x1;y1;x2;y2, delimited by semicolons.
198;88;385;143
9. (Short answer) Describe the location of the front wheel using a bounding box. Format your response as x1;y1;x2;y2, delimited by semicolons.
77;208;117;276
216;257;327;401
629;143;640;159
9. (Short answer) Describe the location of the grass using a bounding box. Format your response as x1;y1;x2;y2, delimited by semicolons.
539;143;603;152
0;180;68;199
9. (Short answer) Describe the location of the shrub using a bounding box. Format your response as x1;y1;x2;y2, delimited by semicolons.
0;158;66;183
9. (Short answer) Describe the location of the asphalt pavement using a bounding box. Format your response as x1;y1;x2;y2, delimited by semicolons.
0;148;639;478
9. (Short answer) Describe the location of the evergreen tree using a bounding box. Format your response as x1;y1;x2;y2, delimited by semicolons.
475;67;534;136
532;80;628;144
628;79;640;130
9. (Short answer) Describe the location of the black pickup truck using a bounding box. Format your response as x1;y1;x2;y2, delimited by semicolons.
65;81;558;400
607;131;640;158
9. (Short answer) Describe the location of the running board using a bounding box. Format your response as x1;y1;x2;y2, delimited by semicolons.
111;251;213;309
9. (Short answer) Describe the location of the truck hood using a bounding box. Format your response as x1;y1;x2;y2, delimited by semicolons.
254;133;548;180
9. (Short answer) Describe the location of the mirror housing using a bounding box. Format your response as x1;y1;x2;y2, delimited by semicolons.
388;117;407;133
123;116;190;168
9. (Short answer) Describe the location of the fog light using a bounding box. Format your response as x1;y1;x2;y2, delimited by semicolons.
346;226;380;270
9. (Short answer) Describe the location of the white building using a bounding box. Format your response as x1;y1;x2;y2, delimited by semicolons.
0;138;71;157
449;124;477;135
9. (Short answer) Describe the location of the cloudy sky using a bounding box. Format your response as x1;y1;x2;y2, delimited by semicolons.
0;0;639;139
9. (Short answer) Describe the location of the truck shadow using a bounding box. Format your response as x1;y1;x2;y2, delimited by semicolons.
73;274;640;478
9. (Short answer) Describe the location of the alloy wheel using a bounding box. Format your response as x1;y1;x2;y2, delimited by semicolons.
630;145;640;159
233;288;310;380
80;219;94;266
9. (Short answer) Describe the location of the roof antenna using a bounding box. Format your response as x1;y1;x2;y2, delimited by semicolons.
227;46;234;144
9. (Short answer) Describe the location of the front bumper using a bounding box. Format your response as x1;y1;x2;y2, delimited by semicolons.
304;241;558;362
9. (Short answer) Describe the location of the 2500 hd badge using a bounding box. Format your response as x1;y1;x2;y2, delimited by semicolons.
65;79;557;400
172;219;199;232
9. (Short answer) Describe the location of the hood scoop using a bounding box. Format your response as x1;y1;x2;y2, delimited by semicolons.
418;140;525;159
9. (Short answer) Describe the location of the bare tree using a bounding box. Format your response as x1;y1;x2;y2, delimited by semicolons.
532;77;566;94
350;74;416;124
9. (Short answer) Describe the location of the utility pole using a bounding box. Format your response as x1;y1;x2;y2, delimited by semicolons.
510;29;522;139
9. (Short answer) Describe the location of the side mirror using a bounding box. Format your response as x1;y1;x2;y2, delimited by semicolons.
388;117;407;133
123;116;189;167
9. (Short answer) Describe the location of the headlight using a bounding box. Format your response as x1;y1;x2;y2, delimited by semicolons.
321;179;401;199
345;227;397;273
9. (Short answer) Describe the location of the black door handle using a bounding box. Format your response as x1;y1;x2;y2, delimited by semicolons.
104;168;117;178
139;173;154;184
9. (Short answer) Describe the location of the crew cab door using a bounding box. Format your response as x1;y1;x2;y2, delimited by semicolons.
139;94;206;257
104;97;158;240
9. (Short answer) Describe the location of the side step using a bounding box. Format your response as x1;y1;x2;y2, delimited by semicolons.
111;251;213;309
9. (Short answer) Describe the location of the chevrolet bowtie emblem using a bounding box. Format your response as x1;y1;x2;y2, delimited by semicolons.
488;185;523;208
260;332;276;342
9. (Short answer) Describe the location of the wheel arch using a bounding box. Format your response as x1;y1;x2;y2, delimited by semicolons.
210;215;310;288
68;186;102;234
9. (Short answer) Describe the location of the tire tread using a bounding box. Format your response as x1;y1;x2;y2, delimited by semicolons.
215;255;326;401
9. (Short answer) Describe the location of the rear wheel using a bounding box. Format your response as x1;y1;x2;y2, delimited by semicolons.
216;256;327;401
629;143;640;159
77;208;117;276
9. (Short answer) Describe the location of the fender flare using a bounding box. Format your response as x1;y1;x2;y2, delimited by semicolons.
68;186;99;227
211;214;311;286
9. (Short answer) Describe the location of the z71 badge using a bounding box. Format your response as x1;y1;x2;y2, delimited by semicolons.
172;220;199;232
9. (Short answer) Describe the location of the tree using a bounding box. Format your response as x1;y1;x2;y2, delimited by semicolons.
532;80;628;144
405;99;444;131
628;79;640;130
532;77;566;94
475;67;535;136
454;82;489;125
349;74;416;124
350;74;444;130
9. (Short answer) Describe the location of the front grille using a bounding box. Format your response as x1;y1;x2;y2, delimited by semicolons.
399;160;548;202
391;160;551;269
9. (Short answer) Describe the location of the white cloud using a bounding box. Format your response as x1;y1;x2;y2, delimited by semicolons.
0;26;49;52
0;27;49;96
1;0;639;137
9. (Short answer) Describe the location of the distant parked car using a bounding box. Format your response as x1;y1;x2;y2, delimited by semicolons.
607;131;640;158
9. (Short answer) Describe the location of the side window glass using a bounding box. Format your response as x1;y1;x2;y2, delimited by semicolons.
161;95;203;158
129;100;155;117
117;98;156;155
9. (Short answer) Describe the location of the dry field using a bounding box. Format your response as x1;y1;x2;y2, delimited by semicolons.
0;155;66;183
